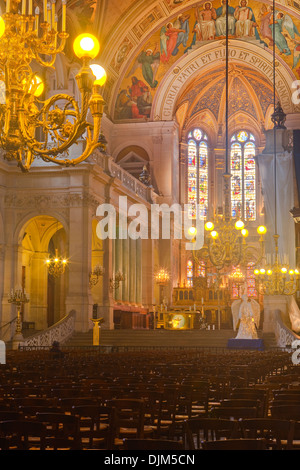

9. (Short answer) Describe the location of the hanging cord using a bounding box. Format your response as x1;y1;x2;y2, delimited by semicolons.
272;0;277;236
225;0;229;175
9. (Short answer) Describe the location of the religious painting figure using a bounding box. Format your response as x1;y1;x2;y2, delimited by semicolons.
270;11;291;55
234;0;257;38
231;290;260;340
137;46;160;88
160;22;187;63
258;4;273;45
172;13;190;56
195;2;217;41
215;0;236;37
293;39;300;75
126;45;160;90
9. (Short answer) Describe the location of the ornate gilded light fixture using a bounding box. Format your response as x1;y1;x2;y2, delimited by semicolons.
46;248;67;277
8;287;30;347
254;2;299;296
192;5;266;272
89;264;105;288
154;267;170;286
0;0;107;171
109;270;125;291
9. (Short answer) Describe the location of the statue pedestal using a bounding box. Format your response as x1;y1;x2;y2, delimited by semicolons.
90;318;102;346
263;295;288;332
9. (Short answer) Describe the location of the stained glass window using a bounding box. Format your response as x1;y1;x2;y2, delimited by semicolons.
230;131;256;221
197;261;206;277
187;260;193;287
187;129;208;219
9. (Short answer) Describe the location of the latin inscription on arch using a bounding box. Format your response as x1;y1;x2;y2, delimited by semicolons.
159;46;291;120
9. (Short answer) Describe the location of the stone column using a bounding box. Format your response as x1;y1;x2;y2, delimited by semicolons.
28;252;48;330
263;295;288;333
65;203;94;333
101;236;114;329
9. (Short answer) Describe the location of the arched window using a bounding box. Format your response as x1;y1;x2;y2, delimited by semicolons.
230;131;256;221
187;260;193;287
231;262;257;299
187;128;209;219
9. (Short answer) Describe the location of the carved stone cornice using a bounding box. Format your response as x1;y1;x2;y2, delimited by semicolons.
4;191;101;211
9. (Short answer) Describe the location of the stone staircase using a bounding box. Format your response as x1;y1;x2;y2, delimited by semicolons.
64;329;278;350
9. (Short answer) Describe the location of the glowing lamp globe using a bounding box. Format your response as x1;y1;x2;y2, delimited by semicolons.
205;222;214;231
211;230;218;239
73;34;100;59
23;75;44;97
0;17;5;38
235;220;244;230
257;225;267;235
241;228;249;237
188;226;197;237
90;64;107;86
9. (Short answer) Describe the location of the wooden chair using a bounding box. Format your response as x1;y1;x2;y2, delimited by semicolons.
36;412;81;450
239;418;295;450
210;406;258;420
220;399;263;417
71;405;116;450
110;399;153;446
0;420;47;450
184;418;238;450
201;438;267;450
270;405;300;421
123;438;184;450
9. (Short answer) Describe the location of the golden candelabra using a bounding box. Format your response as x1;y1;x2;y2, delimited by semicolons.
8;287;30;340
109;270;125;291
0;0;107;171
193;210;266;272
89;264;105;288
154;268;170;286
254;234;300;295
46;248;67;277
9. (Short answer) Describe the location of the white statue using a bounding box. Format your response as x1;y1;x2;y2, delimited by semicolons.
231;289;260;340
288;296;300;333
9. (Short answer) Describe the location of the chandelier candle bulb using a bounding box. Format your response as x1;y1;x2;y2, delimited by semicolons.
47;3;51;28
51;0;55;28
62;0;66;31
43;0;47;22
35;7;39;31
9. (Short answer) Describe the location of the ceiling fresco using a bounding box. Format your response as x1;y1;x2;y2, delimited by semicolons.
109;0;300;122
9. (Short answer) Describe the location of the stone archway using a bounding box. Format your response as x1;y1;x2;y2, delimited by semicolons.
151;39;299;121
18;215;68;330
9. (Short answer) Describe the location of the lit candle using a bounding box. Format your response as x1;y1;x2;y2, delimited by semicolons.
43;0;47;22
54;13;58;30
6;0;10;13
47;3;51;27
29;0;33;15
35;6;39;31
62;0;66;31
22;0;26;15
51;0;55;27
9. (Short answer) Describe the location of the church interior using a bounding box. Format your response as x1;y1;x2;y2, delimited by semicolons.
0;0;300;452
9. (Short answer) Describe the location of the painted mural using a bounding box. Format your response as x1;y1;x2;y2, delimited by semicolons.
114;0;300;121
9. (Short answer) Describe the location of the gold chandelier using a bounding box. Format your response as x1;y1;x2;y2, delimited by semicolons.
254;234;300;295
109;270;125;291
191;10;266;273
0;0;107;171
194;214;266;272
46;248;67;277
89;264;105;288
154;268;170;286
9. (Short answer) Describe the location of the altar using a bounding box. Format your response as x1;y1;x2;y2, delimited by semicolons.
155;310;204;330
